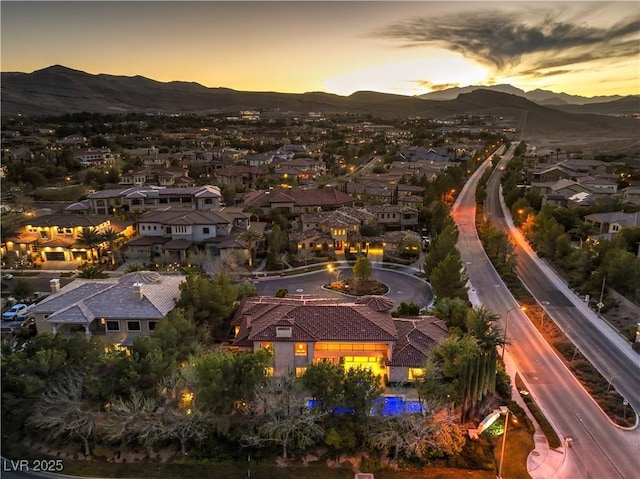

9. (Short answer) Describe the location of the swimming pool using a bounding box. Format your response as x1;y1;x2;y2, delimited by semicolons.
307;395;424;415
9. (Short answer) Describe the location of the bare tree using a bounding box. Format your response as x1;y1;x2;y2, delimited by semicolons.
186;250;217;274
28;373;96;456
243;373;324;460
103;386;213;456
102;392;161;450
295;248;315;266
367;409;464;462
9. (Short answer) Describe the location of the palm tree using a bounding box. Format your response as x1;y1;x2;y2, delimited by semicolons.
77;264;108;279
238;229;263;269
100;228;124;266
76;229;103;263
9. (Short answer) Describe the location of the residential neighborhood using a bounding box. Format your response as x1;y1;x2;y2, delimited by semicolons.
2;108;639;478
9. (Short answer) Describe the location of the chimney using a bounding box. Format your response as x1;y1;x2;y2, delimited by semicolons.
50;278;60;294
133;282;143;301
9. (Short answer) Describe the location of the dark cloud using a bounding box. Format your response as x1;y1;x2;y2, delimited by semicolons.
375;9;640;75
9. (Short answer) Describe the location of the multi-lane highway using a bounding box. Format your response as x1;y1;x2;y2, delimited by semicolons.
453;145;640;478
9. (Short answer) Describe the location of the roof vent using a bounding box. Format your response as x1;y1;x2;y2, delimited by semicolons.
275;326;292;338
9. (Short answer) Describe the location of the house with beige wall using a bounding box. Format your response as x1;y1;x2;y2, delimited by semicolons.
29;271;184;345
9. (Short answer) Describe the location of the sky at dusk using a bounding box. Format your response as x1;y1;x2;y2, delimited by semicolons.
1;1;638;98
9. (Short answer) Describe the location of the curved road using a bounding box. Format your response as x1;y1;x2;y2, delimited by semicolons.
254;267;433;309
453;145;640;479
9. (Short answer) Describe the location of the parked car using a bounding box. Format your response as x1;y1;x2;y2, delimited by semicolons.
2;303;28;320
2;273;13;280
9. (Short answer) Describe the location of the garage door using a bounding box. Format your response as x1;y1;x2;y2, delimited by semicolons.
45;251;65;261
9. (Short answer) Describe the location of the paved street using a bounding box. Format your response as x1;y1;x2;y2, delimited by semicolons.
454;146;640;479
253;265;433;310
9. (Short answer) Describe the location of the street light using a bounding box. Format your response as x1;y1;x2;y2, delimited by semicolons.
326;264;333;283
502;305;526;359
497;406;511;479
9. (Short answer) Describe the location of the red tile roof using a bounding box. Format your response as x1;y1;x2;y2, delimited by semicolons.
389;317;448;367
232;296;397;346
243;188;354;208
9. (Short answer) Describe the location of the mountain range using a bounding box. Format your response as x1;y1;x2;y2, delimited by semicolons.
417;84;626;106
1;66;639;142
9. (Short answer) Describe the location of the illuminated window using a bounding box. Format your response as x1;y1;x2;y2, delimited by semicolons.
408;368;425;381
295;367;307;378
265;367;274;377
295;343;308;356
261;342;273;349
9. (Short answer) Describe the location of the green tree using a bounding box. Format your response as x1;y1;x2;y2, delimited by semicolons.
236;281;258;300
429;201;450;236
301;361;345;412
430;253;468;301
238;229;263;269
424;224;459;276
12;279;35;302
100;228;124;266
176;274;237;334
342;367;383;416
192;349;272;415
77;264;109;279
432;297;471;331
77;228;104;263
151;309;203;363
353;255;372;281
266;224;288;269
393;302;420;316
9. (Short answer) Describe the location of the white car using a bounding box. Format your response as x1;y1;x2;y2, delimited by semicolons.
3;273;14;280
2;303;28;320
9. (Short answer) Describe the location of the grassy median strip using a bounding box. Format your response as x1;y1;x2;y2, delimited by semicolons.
515;374;562;448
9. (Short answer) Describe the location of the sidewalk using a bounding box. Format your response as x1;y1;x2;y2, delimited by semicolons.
469;290;566;478
504;354;567;479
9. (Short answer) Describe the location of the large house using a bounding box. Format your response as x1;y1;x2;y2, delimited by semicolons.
232;295;448;383
212;165;271;190
119;166;195;188
242;188;354;215
293;207;375;252
30;271;184;345
584;211;640;239
125;206;254;262
1;213;133;266
362;205;419;231
84;185;222;215
73;148;117;168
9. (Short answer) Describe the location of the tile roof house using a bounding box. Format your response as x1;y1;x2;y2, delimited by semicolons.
29;271;185;345
242;188;354;215
213;165;271;190
124;206;252;263
85;185;222;215
362;205;419;231
232;295;448;383
119;166;195;188
293;207;375;252
584;211;640;237
1;213;127;267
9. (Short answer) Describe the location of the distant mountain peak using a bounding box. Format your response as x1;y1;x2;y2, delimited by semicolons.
419;84;625;106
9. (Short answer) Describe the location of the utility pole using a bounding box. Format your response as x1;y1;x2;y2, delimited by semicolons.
597;276;606;315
